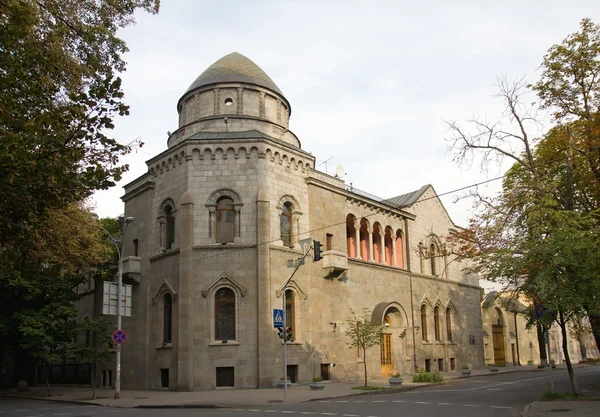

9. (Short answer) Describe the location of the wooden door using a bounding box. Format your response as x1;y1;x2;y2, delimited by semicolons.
492;325;506;366
380;333;393;377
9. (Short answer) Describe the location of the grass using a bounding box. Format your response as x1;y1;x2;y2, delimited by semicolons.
412;371;443;383
351;386;387;391
542;390;580;401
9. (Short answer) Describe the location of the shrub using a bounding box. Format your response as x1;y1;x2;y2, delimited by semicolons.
312;377;323;382
391;373;401;378
412;371;443;383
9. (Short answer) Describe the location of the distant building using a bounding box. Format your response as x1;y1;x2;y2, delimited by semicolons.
96;52;485;390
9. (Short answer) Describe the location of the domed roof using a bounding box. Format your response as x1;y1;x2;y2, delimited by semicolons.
184;52;284;96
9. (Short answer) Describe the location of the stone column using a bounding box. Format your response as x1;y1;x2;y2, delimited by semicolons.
256;189;271;387
177;191;194;390
391;236;397;266
380;233;385;265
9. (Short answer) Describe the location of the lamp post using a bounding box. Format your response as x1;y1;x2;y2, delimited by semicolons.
100;216;134;399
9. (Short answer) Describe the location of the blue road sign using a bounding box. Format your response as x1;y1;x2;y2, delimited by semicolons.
112;329;127;345
273;309;284;328
534;303;549;321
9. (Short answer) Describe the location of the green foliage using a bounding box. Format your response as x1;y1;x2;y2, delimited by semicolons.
345;309;385;386
351;386;386;391
312;376;323;382
542;389;580;401
412;371;443;383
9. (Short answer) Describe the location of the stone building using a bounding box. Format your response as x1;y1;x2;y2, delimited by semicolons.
105;52;485;390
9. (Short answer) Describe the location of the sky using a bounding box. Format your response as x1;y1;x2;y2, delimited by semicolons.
92;0;599;238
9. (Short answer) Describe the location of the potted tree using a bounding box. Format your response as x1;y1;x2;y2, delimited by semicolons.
309;377;326;390
388;373;403;385
460;366;471;376
488;363;499;372
276;377;291;388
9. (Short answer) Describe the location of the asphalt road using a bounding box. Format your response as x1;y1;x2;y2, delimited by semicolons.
1;367;599;417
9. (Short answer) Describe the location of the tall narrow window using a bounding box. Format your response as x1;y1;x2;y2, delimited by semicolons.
434;306;441;341
163;294;172;343
395;231;404;268
216;197;235;243
326;233;333;251
215;288;235;340
346;215;357;257
384;227;393;266
280;202;294;247
429;243;437;276
165;205;175;250
133;239;139;257
421;305;428;341
285;290;295;339
446;307;452;342
372;223;382;263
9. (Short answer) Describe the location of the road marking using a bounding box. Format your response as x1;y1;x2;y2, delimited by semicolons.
414;401;430;404
486;388;503;390
264;411;276;413
352;401;366;403
490;406;512;409
343;414;359;416
320;413;337;415
14;410;30;412
372;400;386;403
300;412;316;415
392;400;406;403
318;401;331;403
462;404;481;407
281;412;295;414
247;410;260;413
336;401;349;403
437;402;454;405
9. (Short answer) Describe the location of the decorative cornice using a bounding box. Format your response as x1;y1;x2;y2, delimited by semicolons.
201;272;247;298
152;278;178;304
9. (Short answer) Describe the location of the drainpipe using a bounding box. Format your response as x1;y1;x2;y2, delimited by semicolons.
404;218;417;371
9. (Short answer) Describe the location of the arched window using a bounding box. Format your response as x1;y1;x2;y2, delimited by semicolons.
434;306;441;341
372;223;382;263
163;294;173;343
280;202;294;247
346;214;357;258
384;227;393;266
421;305;428;341
395;231;404;268
215;288;235;340
216;197;235;243
446;307;452;342
429;243;437;276
165;205;175;250
359;218;369;261
285;290;295;339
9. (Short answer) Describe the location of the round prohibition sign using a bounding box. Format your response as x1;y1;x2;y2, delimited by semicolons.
112;329;127;345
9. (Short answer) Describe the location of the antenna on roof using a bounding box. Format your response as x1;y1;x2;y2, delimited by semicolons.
318;156;334;175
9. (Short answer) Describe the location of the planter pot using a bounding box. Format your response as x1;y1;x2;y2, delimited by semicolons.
488;366;499;373
388;377;403;385
309;382;326;390
276;380;291;388
461;370;472;376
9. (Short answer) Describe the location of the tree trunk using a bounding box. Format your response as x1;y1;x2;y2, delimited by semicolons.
45;377;51;397
536;322;548;367
363;350;368;387
559;310;579;396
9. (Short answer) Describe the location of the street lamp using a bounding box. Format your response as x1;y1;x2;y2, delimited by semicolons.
100;216;134;399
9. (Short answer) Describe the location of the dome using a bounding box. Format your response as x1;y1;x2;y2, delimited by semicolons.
184;52;285;97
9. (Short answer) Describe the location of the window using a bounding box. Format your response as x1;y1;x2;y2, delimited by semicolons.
163;294;173;343
346;214;357;257
160;368;169;388
286;365;298;383
384;227;393;266
280;202;294;247
359;218;369;261
446;307;453;342
216;367;235;387
372;223;382;263
165;205;175;250
395;231;404;268
429;243;437;275
133;239;139;257
434;306;441;341
215;288;235;340
326;233;333;251
421;305;428;341
285;290;295;335
216;197;235;243
425;359;431;372
438;358;444;371
450;358;456;371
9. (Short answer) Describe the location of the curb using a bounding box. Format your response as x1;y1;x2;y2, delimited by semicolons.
521;401;536;417
0;394;105;407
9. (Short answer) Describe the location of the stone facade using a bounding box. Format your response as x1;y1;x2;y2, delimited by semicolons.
100;52;485;390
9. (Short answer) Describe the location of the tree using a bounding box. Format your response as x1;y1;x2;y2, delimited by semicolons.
345;309;384;387
0;0;159;276
0;203;112;384
73;318;113;400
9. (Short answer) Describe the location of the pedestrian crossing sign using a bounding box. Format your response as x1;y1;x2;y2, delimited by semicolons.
273;309;284;327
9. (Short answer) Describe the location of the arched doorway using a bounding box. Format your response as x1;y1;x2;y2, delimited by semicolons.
380;315;393;377
492;307;506;366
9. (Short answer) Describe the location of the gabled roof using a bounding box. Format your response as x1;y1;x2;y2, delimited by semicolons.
384;184;431;208
481;291;498;308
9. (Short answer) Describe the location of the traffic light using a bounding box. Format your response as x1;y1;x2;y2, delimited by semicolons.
277;327;284;339
285;327;293;341
313;240;322;262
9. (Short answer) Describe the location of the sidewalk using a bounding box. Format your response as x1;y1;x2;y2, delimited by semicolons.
1;365;597;416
